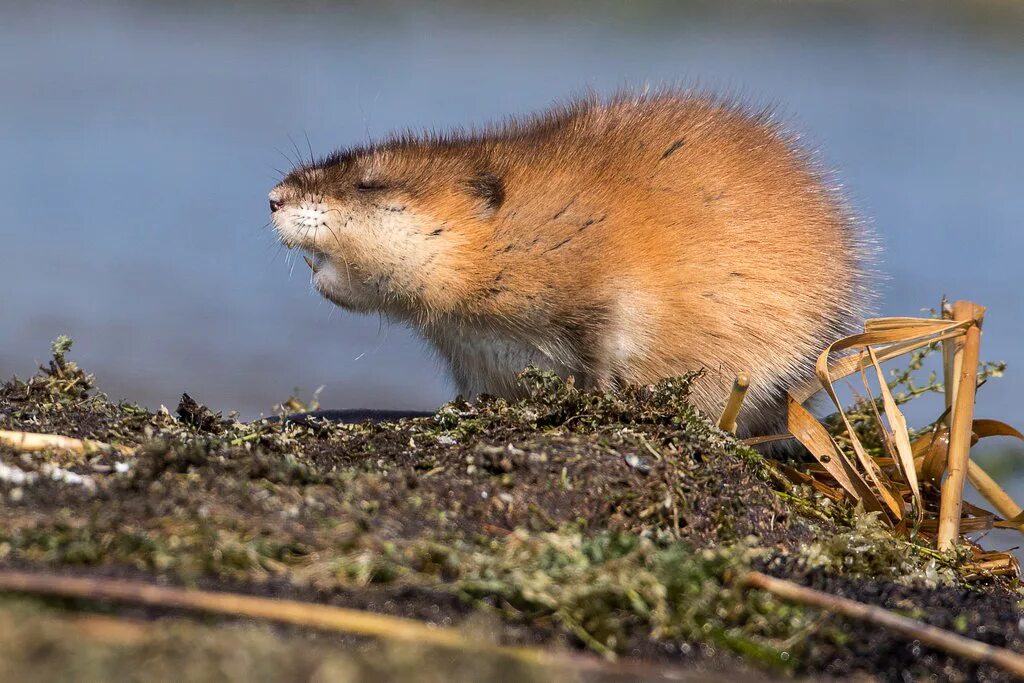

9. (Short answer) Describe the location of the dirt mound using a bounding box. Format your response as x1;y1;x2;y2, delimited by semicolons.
0;341;1020;681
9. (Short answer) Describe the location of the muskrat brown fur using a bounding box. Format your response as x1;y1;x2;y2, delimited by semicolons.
269;89;872;436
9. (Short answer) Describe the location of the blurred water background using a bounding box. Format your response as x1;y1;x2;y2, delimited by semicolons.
2;1;1022;525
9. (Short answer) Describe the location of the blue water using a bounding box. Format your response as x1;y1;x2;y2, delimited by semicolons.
2;2;1023;526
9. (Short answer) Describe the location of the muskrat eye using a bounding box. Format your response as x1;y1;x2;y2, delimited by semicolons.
356;179;388;192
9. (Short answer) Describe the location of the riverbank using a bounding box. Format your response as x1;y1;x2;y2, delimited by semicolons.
0;340;1020;681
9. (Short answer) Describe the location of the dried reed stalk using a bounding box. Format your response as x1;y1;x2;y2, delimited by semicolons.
866;346;922;520
782;302;1024;557
800;319;972;521
718;371;750;434
790;319;971;405
0;430;126;456
969;460;1023;522
942;308;956;420
0;570;676;677
786;396;883;513
968;419;1024;521
937;301;985;551
742;571;1024;678
0;570;469;648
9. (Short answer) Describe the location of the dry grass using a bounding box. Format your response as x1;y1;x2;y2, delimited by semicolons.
778;299;1022;577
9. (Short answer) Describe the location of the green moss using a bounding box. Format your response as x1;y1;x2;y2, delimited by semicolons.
455;530;802;669
792;510;955;586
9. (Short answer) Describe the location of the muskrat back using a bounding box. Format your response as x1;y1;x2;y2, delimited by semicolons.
269;89;871;436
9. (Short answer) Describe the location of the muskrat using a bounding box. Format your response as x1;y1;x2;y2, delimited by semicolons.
269;89;872;436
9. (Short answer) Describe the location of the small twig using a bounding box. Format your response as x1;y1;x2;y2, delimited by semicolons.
0;570;469;647
555;609;614;658
0;570;705;679
718;372;750;434
0;430;131;456
741;433;794;447
0;570;688;678
635;434;664;461
741;571;1024;678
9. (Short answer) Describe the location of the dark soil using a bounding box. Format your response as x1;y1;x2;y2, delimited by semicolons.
0;340;1021;681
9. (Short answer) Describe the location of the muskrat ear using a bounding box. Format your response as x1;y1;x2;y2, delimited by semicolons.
465;171;505;214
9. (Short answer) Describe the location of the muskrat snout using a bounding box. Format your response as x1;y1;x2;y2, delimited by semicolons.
268;187;287;214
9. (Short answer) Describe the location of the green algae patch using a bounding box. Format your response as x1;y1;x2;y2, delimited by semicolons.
0;340;1022;681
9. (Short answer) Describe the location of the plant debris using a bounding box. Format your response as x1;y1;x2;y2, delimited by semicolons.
782;302;1021;578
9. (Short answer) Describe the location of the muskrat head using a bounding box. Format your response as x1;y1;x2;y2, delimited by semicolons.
269;146;505;318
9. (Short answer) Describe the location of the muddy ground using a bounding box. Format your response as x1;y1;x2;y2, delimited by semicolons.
0;340;1021;681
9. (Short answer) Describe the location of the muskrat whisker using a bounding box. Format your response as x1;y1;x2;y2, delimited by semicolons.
275;147;299;169
320;223;345;259
340;254;353;289
268;243;288;267
287;134;305;170
303;130;316;168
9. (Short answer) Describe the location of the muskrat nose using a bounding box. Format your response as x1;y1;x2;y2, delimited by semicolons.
269;198;284;213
